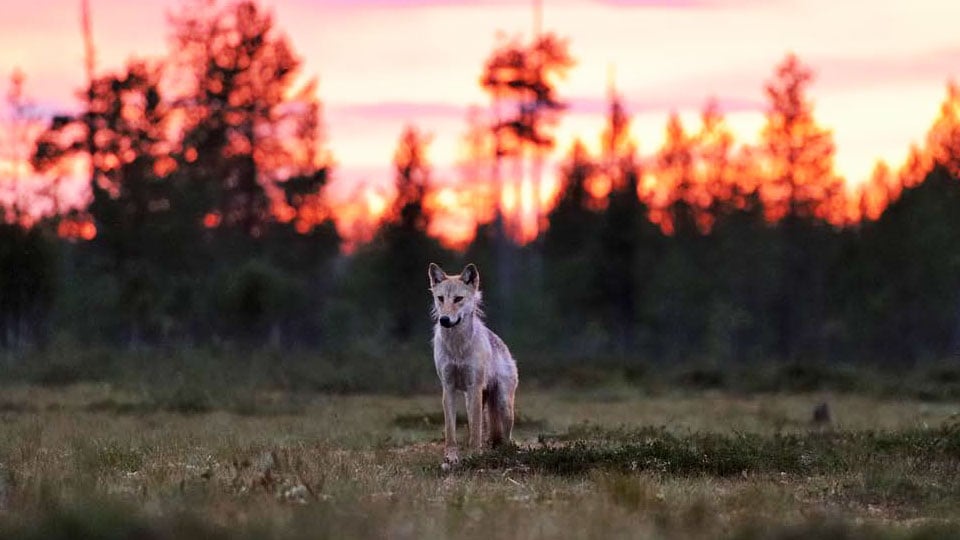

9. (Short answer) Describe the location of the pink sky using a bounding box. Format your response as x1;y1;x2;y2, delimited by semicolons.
2;0;959;228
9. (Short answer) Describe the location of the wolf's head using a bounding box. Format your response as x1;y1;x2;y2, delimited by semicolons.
428;263;481;329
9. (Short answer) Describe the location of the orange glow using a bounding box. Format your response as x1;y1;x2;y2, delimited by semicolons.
273;201;297;223
17;82;955;249
2;0;958;214
424;186;475;248
585;173;611;201
518;180;536;242
203;212;222;228
364;189;388;221
500;184;517;216
81;221;96;240
323;185;393;251
153;155;177;177
57;216;97;240
432;187;458;210
926;82;960;177
4;0;960;248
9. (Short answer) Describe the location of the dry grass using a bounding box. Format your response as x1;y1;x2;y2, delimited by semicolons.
0;384;957;539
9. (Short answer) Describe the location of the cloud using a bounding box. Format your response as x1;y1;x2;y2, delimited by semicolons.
294;0;763;9
605;46;960;115
591;0;774;7
814;47;960;91
591;0;711;6
567;95;764;115
328;101;469;122
291;0;523;8
327;92;763;128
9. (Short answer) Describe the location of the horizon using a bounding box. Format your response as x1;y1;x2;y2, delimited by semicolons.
1;0;958;245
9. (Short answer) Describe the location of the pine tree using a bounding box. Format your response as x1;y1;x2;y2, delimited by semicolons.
369;127;447;342
759;54;843;360
759;54;842;222
170;0;323;236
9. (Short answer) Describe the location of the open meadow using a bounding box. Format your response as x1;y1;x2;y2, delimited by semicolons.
4;0;960;538
0;371;959;539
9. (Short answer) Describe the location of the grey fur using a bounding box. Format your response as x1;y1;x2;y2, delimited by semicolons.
428;263;518;465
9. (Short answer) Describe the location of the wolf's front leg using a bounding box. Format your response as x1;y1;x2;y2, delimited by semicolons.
465;385;484;451
442;386;459;464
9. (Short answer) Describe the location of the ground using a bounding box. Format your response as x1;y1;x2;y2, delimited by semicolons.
0;383;958;539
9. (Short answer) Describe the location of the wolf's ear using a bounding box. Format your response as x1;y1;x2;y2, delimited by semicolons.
460;263;479;289
428;263;446;287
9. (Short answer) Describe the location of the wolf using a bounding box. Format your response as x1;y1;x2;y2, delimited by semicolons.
428;263;518;465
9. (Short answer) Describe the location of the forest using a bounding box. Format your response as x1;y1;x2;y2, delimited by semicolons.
2;0;960;380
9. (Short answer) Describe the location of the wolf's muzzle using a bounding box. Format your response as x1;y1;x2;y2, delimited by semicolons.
439;315;462;328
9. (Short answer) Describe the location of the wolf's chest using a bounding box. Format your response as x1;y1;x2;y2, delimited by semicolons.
440;362;480;391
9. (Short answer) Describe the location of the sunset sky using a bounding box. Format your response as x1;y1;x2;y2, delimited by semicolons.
2;0;959;239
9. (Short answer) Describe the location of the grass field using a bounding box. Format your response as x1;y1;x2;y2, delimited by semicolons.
0;382;958;539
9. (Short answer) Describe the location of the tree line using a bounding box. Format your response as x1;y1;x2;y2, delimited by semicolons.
2;0;960;368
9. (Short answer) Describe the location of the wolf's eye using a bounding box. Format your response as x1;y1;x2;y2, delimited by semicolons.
453;296;463;303
437;296;444;303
